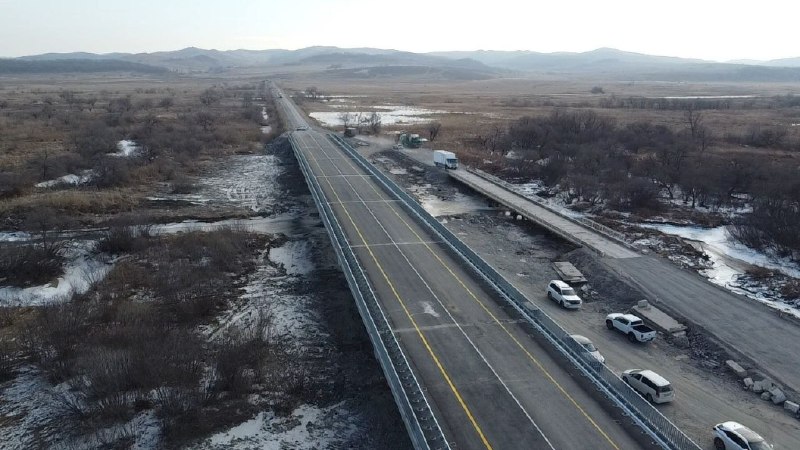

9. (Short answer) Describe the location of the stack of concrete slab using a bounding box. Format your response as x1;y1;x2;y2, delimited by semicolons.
553;261;587;284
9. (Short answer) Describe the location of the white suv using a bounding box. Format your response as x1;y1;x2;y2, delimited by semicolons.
713;422;773;450
622;369;674;404
547;280;582;309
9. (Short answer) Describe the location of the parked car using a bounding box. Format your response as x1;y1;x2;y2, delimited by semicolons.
606;313;656;343
547;280;582;309
622;369;674;404
569;335;604;364
295;125;309;131
713;421;773;450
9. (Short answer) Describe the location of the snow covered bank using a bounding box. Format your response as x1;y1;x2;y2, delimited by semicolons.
0;241;113;307
197;403;357;450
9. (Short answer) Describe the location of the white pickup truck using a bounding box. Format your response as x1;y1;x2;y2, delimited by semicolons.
606;313;656;343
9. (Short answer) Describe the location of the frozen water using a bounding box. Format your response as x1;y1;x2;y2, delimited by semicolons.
310;106;445;126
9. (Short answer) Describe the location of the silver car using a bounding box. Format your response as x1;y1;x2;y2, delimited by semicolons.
569;334;604;364
713;422;773;450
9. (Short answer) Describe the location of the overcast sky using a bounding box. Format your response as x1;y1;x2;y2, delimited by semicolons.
2;0;798;61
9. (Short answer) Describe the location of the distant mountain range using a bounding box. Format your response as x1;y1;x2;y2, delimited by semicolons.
4;46;800;81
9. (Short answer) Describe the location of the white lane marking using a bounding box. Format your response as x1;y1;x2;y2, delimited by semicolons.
306;132;556;450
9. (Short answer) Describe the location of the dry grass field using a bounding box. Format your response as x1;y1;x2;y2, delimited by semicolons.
0;73;279;228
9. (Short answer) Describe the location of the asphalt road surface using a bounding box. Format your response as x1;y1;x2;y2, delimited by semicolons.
275;90;651;450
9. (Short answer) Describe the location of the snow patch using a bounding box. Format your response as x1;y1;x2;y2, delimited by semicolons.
0;241;113;307
309;107;445;127
413;189;495;218
0;231;32;242
198;403;357;450
109;140;140;157
269;240;315;276
0;368;65;450
35;170;94;188
642;224;800;279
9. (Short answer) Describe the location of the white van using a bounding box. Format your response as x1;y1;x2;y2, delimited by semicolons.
622;369;674;404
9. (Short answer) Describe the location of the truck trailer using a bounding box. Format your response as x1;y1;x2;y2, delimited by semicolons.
433;150;458;170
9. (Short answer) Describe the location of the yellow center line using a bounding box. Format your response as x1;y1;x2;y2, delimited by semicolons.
349;148;621;450
300;139;493;450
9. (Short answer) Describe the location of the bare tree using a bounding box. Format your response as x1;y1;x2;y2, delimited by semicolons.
305;86;319;100
158;97;174;109
427;122;442;142
685;105;702;139
241;92;254;108
338;112;353;131
199;88;222;106
367;112;382;134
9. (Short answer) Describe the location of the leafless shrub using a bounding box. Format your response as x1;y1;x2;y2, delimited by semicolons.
0;340;16;382
745;266;773;279
170;176;197;194
0;242;65;287
96;224;152;254
0;171;27;199
22;302;89;382
781;280;800;299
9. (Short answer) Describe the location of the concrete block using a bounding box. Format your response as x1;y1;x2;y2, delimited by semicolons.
637;299;650;309
761;391;772;401
770;388;786;405
743;378;754;389
752;380;765;393
671;332;690;349
784;400;800;414
726;360;748;378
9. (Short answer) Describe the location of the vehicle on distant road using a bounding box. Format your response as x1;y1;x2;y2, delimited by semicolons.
606;313;656;343
569;334;604;364
433;150;458;169
546;280;582;309
622;369;674;404
295;126;308;131
713;421;773;450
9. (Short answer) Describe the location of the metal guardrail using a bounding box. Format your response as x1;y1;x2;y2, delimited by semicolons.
329;134;701;450
288;135;449;450
464;167;631;245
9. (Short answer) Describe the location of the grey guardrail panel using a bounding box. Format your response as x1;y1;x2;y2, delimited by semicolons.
327;134;701;450
288;135;450;450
